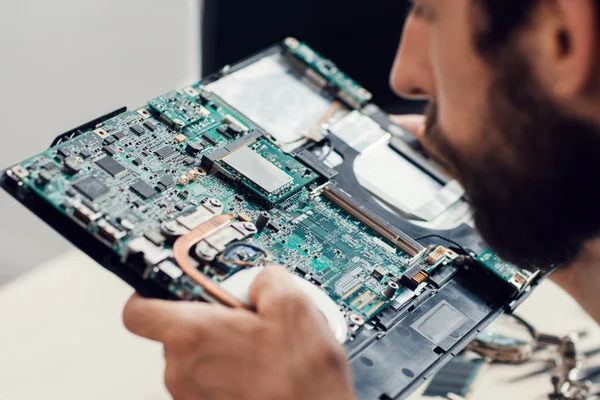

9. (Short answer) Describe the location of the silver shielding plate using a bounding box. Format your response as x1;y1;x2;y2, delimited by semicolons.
222;146;293;193
328;110;390;154
206;53;333;146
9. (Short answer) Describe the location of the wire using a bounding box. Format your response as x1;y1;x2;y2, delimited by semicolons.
414;234;470;255
467;313;538;364
318;139;335;161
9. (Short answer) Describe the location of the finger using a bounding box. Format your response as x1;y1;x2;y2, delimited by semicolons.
388;114;426;139
248;265;312;319
122;293;229;342
389;113;453;169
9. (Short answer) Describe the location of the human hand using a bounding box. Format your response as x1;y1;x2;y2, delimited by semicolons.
389;114;426;140
123;265;357;400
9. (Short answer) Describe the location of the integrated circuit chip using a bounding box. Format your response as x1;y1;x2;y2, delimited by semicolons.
221;147;293;193
95;156;127;177
41;161;58;171
130;179;158;200
73;176;110;201
130;124;145;136
103;146;118;156
103;136;116;146
158;175;174;188
157;175;175;192
113;130;127;140
57;148;71;158
143;120;157;132
154;146;176;159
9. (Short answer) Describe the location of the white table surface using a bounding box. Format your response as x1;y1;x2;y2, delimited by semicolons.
0;250;598;400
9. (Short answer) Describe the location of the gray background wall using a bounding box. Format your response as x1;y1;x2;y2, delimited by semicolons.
0;0;201;284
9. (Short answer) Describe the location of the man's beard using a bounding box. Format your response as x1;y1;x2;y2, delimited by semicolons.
423;59;600;271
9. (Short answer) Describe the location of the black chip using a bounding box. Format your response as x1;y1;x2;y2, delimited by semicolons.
103;146;118;156
58;148;71;158
228;124;244;136
175;204;186;211
143;120;157;132
154;146;176;159
156;175;175;192
96;156;127;177
141;151;150;158
183;157;195;166
64;157;83;174
80;150;92;159
130;124;145;136
216;125;231;139
66;189;77;197
198;93;209;105
185;142;203;155
158;175;175;188
103;136;116;145
113;130;127;140
37;170;53;185
310;275;324;286
132;199;145;208
201;134;217;146
41;161;58;171
144;229;166;246
130;179;158;200
132;158;143;166
73;176;110;200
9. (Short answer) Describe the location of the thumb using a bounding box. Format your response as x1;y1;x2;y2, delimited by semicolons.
388;114;426;139
248;265;314;319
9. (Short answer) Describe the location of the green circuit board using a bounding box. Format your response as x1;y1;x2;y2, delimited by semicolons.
5;81;457;322
476;249;537;292
283;37;373;109
3;40;533;327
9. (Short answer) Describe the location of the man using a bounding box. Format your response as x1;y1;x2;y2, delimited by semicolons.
123;1;600;399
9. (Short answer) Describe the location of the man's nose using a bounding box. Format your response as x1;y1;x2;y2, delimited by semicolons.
390;14;435;101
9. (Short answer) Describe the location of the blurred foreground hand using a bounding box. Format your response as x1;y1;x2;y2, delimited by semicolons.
123;265;356;400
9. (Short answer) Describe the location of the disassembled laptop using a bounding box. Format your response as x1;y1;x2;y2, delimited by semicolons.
1;38;544;399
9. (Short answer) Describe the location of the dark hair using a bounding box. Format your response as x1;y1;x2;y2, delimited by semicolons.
472;0;540;55
474;0;600;55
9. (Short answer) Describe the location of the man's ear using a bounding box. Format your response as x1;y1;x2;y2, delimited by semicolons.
552;0;598;97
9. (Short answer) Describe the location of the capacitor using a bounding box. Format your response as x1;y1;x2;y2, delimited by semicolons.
255;211;270;231
382;281;399;299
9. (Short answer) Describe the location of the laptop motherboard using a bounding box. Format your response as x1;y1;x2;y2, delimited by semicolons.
1;38;541;399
